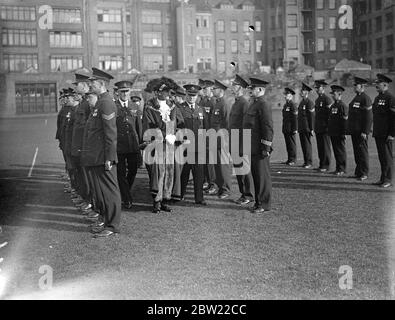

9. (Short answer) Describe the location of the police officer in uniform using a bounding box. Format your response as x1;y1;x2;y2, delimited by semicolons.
282;88;298;166
84;68;122;238
328;85;348;176
211;79;232;199
347;77;373;181
229;74;254;205
372;73;395;188
179;84;207;205
243;78;273;214
114;80;143;210
298;83;315;169
314;80;333;173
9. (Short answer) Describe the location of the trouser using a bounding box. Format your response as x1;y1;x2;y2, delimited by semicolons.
65;154;78;189
234;154;253;199
204;148;216;187
84;166;96;209
375;137;393;183
351;134;369;177
181;163;204;203
89;165;122;233
214;147;232;194
316;133;331;170
284;133;297;162
251;155;272;211
330;136;347;173
117;153;139;203
299;132;313;166
71;156;89;201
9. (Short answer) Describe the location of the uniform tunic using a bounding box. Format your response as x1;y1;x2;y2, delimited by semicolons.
298;97;315;166
282;100;298;163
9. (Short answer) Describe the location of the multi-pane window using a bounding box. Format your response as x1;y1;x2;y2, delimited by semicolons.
271;16;276;29
218;61;226;73
217;20;225;32
204;37;211;49
97;8;121;23
167;55;173;71
244;40;251;53
49;31;82;48
287;14;297;27
231;40;238;53
255;21;262;32
231;21;238;32
256;40;263;53
99;55;123;71
329;0;336;9
376;37;382;53
317;0;324;9
329;17;336;29
387;35;394;51
376;16;382;32
142;32;162;47
329;38;336;51
341;38;349;51
2;29;37;46
317;17;324;29
317;38;324;52
243;21;250;32
271;37;276;51
3;54;38;72
50;55;83;72
386;12;394;29
126;33;132;47
387;57;394;70
53;8;82;23
98;32;122;46
142;10;162;24
218;40;225;53
0;6;36;21
287;36;298;49
143;54;163;71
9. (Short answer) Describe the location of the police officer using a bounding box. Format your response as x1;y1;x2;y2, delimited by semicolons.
348;77;373;181
179;84;207;205
229;74;254;205
56;89;69;174
211;79;232;199
372;73;395;188
328;85;348;176
114;80;143;210
84;68;122;238
282;87;298;166
298;83;315;169
314;80;333;173
243;78;273;214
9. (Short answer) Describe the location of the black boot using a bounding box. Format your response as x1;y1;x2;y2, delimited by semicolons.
160;199;172;213
152;201;161;214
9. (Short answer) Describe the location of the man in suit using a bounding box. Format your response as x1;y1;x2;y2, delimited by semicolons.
243;78;273;214
282;88;298;166
372;73;395;188
298;83;315;169
114;80;143;210
84;68;122;238
229;74;254;205
347;77;373;181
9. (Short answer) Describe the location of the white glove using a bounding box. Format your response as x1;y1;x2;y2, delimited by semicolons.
165;134;176;145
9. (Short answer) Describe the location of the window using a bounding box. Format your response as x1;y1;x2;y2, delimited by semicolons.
202;17;209;28
218;39;225;53
244;40;251;54
126;33;132;47
142;10;162;24
15;83;57;114
387;57;394;71
386;13;394;29
376;58;383;68
3;54;38;72
204;37;211;49
218;61;226;73
49;31;82;48
50;55;83;72
341;38;349;51
271;37;276;51
97;8;121;23
167;38;172;48
288;14;297;27
271;16;276;29
143;54;163;71
196;18;200;28
329;38;336;51
376;0;382;10
197;37;203;49
376;38;382;53
359;41;367;56
243;21;250;32
317;0;324;9
231;40;238;53
329;0;336;9
98;32;122;46
231;21;238;33
2;29;37;46
368;40;372;54
288;36;298;49
387;35;394;51
99;55;123;71
329;17;336;29
256;40;263;53
217;20;225;32
317;38;324;52
0;6;36;21
205;58;212;70
187;25;193;36
317;17;324;29
278;37;284;50
255;21;262;32
126;11;131;23
127;56;132;70
53;8;82;23
143;32;162;47
167;55;173;71
376;16;382;32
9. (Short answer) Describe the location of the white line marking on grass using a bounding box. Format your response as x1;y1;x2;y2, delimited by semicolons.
28;147;39;178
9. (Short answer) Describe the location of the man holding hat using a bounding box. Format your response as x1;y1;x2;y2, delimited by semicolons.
243;78;273;214
178;84;207;205
282;87;298;166
84;67;122;238
328;85;349;176
114;80;143;210
372;73;395;188
298;83;315;169
347;77;373;181
211;79;232;199
314;80;333;173
229;74;254;205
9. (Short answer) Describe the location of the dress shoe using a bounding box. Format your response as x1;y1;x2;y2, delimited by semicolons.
90;221;104;229
90;225;105;234
358;175;368;181
218;193;230;199
203;183;210;191
372;181;384;186
93;230;116;238
303;164;313;169
235;197;252;205
335;171;345;176
122;202;133;210
195;200;208;206
160;202;172;212
152;201;161;214
206;187;218;195
251;206;265;214
380;182;392;188
286;161;296;166
318;168;328;173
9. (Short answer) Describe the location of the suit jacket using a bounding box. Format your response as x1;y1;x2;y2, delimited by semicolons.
328;100;349;136
314;94;332;134
372;91;395;138
347;92;373;135
298;98;315;133
282;100;298;134
56;105;71;151
71;98;91;157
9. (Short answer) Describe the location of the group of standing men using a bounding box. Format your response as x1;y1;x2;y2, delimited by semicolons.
281;74;395;188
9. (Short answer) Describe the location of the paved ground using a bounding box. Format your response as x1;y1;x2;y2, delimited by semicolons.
0;103;394;299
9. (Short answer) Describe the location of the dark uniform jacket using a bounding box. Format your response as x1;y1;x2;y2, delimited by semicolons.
210;96;229;131
115;100;143;154
178;102;205;154
314;94;332;134
82;92;118;167
71;98;90;157
347;92;373;135
372;91;395;138
243;96;274;156
64;105;77;156
229;95;250;154
56;105;72;151
200;96;215;130
282;100;298;134
328;100;348;136
298;98;315;133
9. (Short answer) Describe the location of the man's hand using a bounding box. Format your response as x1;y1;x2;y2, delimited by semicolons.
310;130;314;137
261;150;270;158
361;133;367;140
105;160;113;171
387;136;394;142
293;131;298;135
